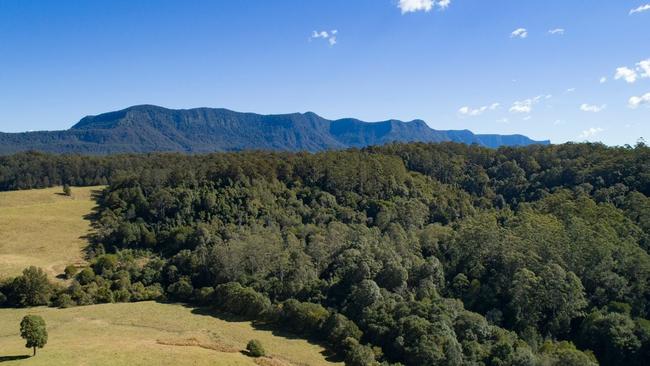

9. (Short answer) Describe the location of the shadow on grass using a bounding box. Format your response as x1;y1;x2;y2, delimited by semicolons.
80;188;107;257
0;355;30;362
184;304;343;363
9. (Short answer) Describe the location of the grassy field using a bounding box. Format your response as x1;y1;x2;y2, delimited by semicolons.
0;186;100;280
0;301;340;366
0;187;339;365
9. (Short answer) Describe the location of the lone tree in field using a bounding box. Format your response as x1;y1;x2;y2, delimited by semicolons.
63;184;72;196
20;315;48;356
246;339;265;357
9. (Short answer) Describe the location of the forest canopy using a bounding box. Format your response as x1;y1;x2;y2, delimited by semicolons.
1;141;649;366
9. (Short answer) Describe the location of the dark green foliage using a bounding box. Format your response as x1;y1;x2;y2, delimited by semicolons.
63;184;71;196
212;283;271;319
342;338;378;366
9;267;53;307
246;339;266;357
1;141;650;366
20;315;47;356
278;299;329;335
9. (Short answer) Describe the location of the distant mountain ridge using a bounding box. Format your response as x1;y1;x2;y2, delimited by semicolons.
0;105;549;154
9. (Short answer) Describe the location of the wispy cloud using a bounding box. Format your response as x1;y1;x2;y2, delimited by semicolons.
438;0;451;9
599;76;607;84
310;30;337;46
628;92;650;108
630;4;650;15
458;102;500;117
566;88;576;93
509;95;546;114
578;127;604;139
548;28;565;35
398;0;450;13
510;28;528;39
580;104;606;113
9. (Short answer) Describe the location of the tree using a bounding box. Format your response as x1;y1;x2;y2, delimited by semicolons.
246;339;265;357
20;315;48;356
63;184;71;196
11;267;52;307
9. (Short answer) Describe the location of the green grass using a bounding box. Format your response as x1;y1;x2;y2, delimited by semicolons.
0;186;100;280
0;187;339;365
0;301;340;366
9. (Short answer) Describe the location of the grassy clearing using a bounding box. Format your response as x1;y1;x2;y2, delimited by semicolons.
0;186;101;280
0;301;339;366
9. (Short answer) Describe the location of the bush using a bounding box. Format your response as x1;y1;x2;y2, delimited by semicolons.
64;265;78;279
323;313;362;346
167;276;194;301
342;337;377;366
279;299;330;335
76;268;95;285
246;339;266;357
63;184;71;196
213;282;271;319
55;293;75;308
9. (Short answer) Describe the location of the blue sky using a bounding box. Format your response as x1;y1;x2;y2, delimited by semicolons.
0;0;649;145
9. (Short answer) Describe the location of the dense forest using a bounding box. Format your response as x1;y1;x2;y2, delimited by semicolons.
1;142;649;366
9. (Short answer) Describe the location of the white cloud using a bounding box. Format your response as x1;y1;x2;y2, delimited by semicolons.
438;0;451;9
599;76;607;84
496;118;509;124
615;66;638;83
398;0;451;13
510;100;533;113
523;116;532;121
510;28;528;39
458;102;500;117
311;30;338;46
578;127;604;139
630;4;650;14
398;0;434;13
637;59;650;78
580;103;606;113
628;92;650;108
548;28;565;35
553;120;565;125
566;88;576;93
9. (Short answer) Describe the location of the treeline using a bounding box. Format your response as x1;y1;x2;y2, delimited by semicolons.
1;142;649;366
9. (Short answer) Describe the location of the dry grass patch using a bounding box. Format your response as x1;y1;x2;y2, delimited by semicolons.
0;186;101;280
0;301;340;366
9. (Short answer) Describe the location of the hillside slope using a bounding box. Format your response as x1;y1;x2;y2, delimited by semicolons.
0;187;338;366
0;105;549;154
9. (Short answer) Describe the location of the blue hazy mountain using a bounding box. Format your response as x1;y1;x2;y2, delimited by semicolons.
0;105;549;154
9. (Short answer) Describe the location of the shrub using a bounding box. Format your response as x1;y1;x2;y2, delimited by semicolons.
279;299;330;335
167;276;194;301
55;293;75;308
213;282;271;319
323;313;362;346
246;339;266;357
76;268;95;285
64;265;78;279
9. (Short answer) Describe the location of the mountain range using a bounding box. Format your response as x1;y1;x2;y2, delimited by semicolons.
0;105;549;154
